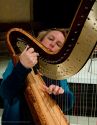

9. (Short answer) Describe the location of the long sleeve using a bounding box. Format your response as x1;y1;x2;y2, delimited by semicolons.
0;60;31;101
59;79;75;111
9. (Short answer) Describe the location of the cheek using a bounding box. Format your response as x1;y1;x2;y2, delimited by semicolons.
55;46;61;51
41;41;49;47
52;46;59;52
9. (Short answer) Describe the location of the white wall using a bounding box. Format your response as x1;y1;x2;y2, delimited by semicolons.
67;58;97;84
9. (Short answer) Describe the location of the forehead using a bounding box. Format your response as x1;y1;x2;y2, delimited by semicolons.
45;30;65;42
45;30;66;43
47;30;64;38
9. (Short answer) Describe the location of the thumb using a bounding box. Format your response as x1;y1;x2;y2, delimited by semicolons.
22;45;29;53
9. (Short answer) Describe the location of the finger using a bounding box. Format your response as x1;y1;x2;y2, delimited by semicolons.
53;86;60;95
25;45;29;51
43;85;53;94
36;53;39;56
47;85;56;94
31;52;39;57
42;85;52;94
21;45;29;54
27;47;34;53
58;87;64;94
55;87;64;95
52;86;64;95
49;85;56;92
33;59;38;65
29;56;38;66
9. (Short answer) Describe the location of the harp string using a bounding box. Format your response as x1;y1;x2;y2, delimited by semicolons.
30;71;66;125
66;44;97;124
40;77;63;124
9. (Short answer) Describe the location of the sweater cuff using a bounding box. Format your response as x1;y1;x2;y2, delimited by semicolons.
15;61;32;77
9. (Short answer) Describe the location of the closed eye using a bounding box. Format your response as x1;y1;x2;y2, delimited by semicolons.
48;36;54;41
56;42;63;48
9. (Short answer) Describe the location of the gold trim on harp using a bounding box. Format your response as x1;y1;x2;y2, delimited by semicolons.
6;28;57;55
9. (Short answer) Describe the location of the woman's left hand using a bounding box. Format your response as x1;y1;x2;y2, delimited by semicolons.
42;84;64;95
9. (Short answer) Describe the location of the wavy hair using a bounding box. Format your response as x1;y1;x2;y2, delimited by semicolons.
37;28;68;41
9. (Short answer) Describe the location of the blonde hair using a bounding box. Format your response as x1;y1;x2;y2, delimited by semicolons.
37;28;68;41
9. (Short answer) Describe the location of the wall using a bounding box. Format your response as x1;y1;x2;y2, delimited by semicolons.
0;0;32;23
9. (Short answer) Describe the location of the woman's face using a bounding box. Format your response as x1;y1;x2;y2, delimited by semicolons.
41;30;65;52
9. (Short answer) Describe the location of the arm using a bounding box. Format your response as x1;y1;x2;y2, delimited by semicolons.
0;60;31;100
0;46;39;101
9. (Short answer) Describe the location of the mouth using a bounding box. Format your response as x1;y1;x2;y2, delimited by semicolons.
47;48;53;52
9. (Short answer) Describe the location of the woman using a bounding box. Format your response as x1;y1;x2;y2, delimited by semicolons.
0;29;74;124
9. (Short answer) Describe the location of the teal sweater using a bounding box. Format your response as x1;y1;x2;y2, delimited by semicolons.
0;60;74;125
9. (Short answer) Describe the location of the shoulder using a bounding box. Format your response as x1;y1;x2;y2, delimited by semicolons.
2;60;14;79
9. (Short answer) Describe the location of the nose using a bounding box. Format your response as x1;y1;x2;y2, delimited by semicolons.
49;41;56;48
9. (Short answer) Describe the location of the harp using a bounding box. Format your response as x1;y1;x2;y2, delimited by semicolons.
6;0;97;125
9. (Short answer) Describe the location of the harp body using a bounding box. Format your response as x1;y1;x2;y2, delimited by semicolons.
25;71;68;125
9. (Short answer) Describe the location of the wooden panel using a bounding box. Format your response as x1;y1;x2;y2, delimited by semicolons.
0;0;32;23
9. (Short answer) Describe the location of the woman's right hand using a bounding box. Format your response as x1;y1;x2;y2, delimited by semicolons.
19;45;39;69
